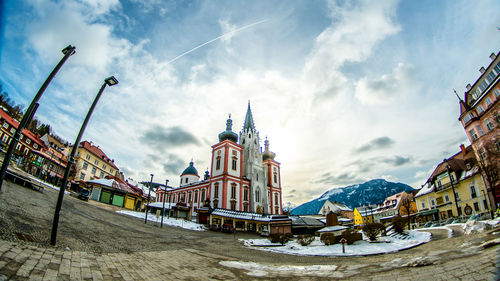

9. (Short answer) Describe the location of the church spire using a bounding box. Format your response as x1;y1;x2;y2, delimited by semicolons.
243;101;256;132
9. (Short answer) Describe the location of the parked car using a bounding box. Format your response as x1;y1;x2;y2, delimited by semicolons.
221;224;235;233
260;229;270;237
77;188;90;201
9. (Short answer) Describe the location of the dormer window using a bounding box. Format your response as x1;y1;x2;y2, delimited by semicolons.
463;113;474;123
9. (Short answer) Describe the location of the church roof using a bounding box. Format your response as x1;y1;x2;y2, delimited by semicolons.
262;138;276;161
243;102;256;132
218;116;238;143
181;161;199;176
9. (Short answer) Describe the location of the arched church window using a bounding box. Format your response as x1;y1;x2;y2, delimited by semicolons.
249;133;251;138
214;183;219;199
231;183;237;199
232;157;237;170
256;173;258;181
256;189;260;202
216;156;221;170
273;172;277;183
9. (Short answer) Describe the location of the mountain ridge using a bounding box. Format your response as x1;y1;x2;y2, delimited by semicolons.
290;179;414;216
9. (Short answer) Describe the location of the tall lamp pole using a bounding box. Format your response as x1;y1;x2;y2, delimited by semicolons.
444;159;461;218
0;45;76;193
145;174;153;224
50;76;118;246
161;179;169;228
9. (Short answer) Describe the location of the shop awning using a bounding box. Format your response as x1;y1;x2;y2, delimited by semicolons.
417;209;438;216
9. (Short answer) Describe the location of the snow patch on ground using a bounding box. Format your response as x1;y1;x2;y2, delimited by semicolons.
463;219;500;235
219;261;340;277
117;210;206;231
240;230;431;256
29;176;69;194
417;225;455;238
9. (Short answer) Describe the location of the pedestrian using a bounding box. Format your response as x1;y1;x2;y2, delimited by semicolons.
495;204;500;218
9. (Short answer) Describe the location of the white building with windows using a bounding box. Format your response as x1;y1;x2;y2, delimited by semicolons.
156;104;283;220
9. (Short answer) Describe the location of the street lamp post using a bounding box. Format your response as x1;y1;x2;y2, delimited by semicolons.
444;159;461;218
145;174;153;224
0;45;76;193
161;179;169;228
50;76;118;246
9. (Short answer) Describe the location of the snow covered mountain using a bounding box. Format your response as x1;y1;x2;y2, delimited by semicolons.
290;179;414;215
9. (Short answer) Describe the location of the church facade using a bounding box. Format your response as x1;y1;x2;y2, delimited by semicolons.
155;104;283;219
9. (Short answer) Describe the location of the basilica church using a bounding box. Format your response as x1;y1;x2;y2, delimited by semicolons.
155;103;283;220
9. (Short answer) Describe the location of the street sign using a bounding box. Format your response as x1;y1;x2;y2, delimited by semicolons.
340;238;347;253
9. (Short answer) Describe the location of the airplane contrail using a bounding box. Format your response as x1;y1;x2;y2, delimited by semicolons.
166;19;269;64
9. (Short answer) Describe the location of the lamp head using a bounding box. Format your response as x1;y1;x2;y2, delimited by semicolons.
105;76;119;86
62;45;76;56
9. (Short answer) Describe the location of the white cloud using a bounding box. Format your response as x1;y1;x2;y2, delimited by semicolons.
302;0;401;99
26;0;128;72
355;63;414;104
4;0;499;205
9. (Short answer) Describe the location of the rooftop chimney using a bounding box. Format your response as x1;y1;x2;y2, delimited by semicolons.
466;84;472;91
490;53;496;61
460;144;466;156
479;67;486;74
326;212;339;226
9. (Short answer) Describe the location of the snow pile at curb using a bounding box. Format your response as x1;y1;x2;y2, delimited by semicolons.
240;230;431;256
116;210;206;231
463;219;500;235
219;261;340;277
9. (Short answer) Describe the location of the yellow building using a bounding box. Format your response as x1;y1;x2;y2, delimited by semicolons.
353;206;375;226
415;145;490;223
71;140;119;182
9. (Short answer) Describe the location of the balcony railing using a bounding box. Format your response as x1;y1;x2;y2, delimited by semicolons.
435;182;453;192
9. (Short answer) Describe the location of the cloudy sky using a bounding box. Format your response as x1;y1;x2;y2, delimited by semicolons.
1;0;499;205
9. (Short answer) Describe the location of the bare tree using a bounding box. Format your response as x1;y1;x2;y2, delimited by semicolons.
399;197;414;230
476;138;500;211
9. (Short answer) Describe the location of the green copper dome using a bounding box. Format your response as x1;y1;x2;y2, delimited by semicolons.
181;161;199;176
218;115;238;143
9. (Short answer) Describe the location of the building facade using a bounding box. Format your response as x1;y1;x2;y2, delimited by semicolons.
156;104;283;220
353;206;375;226
71;141;119;182
458;51;500;207
373;191;414;223
415;145;489;223
0;108;45;157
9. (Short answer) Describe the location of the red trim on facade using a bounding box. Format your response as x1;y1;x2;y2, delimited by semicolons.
224;144;229;174
222;178;227;209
